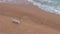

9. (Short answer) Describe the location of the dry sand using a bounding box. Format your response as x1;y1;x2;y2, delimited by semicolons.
0;2;60;34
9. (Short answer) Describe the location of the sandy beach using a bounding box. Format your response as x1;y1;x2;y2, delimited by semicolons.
0;1;60;34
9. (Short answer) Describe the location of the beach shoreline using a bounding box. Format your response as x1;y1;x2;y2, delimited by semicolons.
0;1;60;34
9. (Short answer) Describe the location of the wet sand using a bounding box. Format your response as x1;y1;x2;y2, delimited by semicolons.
0;2;60;34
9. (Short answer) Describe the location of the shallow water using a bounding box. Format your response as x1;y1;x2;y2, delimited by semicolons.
27;0;60;14
0;0;28;4
0;0;60;14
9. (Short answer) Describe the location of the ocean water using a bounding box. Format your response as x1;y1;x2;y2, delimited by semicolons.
27;0;60;14
0;0;60;14
0;0;27;4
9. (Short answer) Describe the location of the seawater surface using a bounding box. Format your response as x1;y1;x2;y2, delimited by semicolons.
0;0;60;14
27;0;60;14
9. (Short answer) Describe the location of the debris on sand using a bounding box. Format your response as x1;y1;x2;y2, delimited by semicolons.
12;18;20;24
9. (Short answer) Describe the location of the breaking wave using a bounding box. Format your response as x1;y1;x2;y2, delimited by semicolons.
27;0;60;14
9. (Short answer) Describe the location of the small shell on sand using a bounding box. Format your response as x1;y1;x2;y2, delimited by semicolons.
12;18;20;24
